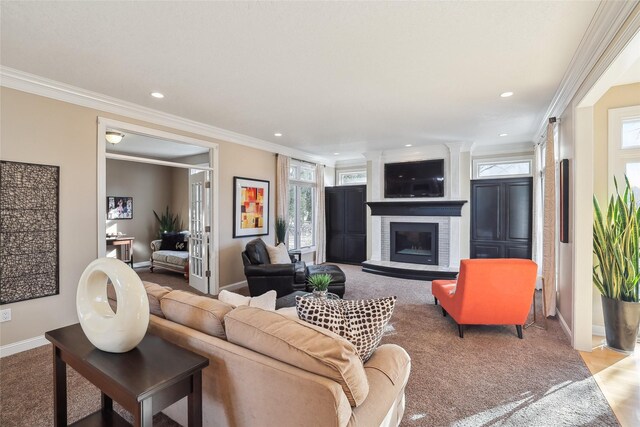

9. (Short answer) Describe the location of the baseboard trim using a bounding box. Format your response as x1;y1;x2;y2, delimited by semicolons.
219;280;248;293
557;310;571;340
133;261;150;269
0;335;48;358
592;325;606;337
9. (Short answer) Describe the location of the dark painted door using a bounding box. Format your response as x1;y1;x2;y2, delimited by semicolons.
326;185;367;264
470;177;532;259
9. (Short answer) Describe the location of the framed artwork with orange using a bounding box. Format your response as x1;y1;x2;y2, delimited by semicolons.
233;177;270;238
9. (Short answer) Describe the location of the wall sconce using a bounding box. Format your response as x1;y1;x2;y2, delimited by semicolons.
105;131;124;145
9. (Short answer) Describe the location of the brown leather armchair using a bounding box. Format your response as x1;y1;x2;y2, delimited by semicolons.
241;238;306;298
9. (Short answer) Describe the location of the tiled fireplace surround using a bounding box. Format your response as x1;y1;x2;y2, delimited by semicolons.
381;216;450;267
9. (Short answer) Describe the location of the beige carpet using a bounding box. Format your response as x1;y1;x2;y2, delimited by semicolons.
0;265;617;426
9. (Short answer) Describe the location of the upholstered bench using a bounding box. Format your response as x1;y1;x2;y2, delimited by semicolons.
306;264;346;298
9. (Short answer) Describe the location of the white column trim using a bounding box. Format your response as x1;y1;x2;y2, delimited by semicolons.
572;106;595;352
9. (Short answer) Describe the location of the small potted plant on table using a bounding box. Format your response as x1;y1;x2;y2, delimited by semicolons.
307;273;332;299
593;176;640;353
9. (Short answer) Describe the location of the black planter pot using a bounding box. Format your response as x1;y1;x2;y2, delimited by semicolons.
601;295;640;352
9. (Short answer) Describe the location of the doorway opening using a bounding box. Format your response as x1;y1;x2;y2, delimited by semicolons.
97;118;219;295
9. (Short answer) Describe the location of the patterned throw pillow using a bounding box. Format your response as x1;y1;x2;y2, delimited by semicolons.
160;233;187;251
295;296;397;362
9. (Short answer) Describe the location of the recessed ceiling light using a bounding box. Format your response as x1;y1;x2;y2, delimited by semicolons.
333;153;340;155
499;133;508;137
500;91;514;98
150;92;164;99
274;133;282;137
405;144;413;147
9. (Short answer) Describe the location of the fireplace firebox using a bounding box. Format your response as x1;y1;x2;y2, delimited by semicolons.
390;222;438;265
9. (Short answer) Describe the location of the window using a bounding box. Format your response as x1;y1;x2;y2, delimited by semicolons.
338;170;367;185
473;157;533;179
288;160;316;249
609;106;640;199
621;117;640;148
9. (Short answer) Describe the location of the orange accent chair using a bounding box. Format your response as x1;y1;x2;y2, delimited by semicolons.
431;258;537;339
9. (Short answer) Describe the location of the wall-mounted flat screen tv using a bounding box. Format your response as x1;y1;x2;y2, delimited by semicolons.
384;159;445;198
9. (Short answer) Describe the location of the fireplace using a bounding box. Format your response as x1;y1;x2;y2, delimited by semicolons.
390;222;438;265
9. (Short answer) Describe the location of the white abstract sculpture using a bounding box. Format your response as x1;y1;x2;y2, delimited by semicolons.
76;258;149;353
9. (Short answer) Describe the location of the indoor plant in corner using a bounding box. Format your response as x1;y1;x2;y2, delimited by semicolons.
153;206;184;238
593;176;640;352
307;273;332;299
275;217;288;246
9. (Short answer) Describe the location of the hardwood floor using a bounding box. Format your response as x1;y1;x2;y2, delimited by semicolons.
580;337;640;427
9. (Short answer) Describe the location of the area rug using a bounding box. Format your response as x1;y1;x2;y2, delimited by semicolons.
0;264;617;426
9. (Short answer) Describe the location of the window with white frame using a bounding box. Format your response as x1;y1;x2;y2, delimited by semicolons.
609;105;640;202
288;160;316;249
473;156;533;179
338;170;367;185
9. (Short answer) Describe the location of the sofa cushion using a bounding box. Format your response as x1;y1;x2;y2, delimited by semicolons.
160;233;187;251
107;281;171;318
266;243;292;264
295;296;397;362
152;251;189;266
218;289;277;310
143;282;172;318
225;306;369;407
245;238;271;265
161;290;234;339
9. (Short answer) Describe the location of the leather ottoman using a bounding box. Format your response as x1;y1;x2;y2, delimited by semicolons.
305;265;346;298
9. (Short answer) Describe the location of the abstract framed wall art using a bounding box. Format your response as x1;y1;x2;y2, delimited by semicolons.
233;177;269;238
107;196;133;220
0;160;60;304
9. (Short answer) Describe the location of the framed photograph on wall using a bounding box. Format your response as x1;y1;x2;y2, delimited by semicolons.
233;177;269;238
107;196;133;220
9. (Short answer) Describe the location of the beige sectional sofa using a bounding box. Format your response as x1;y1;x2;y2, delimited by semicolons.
122;284;411;427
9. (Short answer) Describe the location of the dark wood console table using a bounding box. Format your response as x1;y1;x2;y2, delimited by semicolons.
46;323;209;427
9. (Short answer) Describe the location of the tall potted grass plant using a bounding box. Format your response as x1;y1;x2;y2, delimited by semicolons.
275;217;288;246
593;176;640;352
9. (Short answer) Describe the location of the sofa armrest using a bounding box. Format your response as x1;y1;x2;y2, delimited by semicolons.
244;263;295;277
151;239;162;252
351;344;411;426
294;261;306;284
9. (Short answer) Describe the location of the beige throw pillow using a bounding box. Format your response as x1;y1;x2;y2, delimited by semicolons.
225;306;369;407
161;290;234;339
295;296;397;362
218;289;277;310
266;243;291;264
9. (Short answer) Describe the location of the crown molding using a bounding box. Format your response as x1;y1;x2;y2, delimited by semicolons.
533;1;640;140
0;66;335;167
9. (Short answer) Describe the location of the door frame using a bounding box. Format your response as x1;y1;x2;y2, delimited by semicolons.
97;117;220;294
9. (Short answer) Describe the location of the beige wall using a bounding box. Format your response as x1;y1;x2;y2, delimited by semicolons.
0;87;278;346
170;168;189;235
218;145;277;286
591;82;640;327
558;104;574;331
106;159;174;263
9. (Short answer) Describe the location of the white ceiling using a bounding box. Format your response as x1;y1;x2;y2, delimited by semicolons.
106;132;210;163
1;1;604;160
